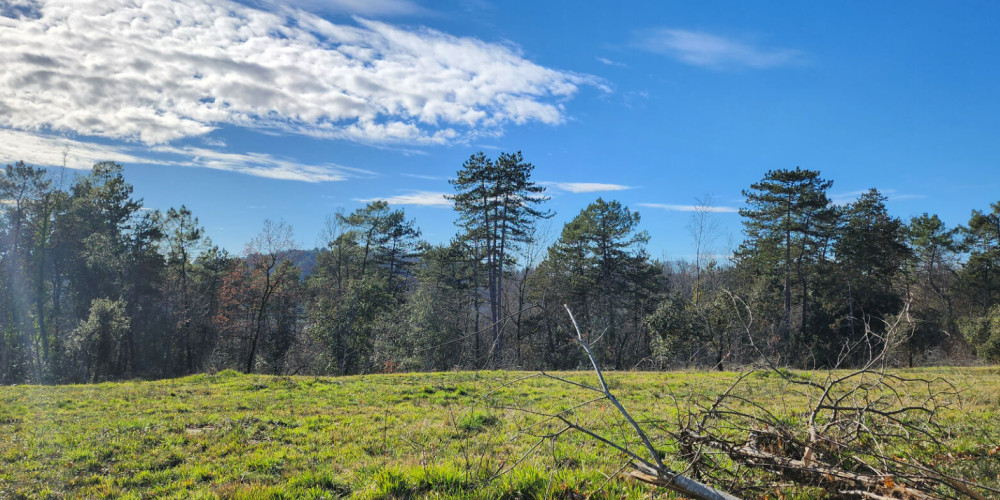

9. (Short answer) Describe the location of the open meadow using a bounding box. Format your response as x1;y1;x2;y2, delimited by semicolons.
1;368;998;499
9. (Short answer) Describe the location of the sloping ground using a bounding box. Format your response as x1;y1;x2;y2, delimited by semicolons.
0;368;998;499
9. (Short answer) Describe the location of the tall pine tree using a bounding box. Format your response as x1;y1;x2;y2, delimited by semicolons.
738;167;836;356
449;151;549;367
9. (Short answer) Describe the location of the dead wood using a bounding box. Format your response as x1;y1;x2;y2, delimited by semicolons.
483;302;993;500
560;304;743;500
666;297;997;499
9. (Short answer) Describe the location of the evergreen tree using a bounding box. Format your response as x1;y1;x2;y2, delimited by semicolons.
307;203;422;374
903;213;961;364
539;198;664;368
161;205;210;374
0;161;53;382
959;304;1000;362
961;202;1000;312
449;151;550;367
339;201;421;286
737;167;836;359
830;189;910;362
954;202;1000;361
73;298;130;382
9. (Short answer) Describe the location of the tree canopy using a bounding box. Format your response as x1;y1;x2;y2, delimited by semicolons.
2;157;999;383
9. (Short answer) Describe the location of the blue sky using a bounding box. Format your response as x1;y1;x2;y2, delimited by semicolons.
2;0;998;260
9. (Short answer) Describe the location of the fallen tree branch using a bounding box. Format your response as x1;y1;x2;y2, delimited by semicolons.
485;301;992;499
562;304;742;500
669;297;995;499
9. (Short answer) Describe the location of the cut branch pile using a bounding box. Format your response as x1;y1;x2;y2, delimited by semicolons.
534;304;997;500
670;364;986;499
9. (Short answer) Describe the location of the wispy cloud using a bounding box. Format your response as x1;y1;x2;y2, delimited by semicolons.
639;202;739;213
829;189;926;206
0;129;155;169
0;128;364;182
401;172;449;181
277;0;426;16
623;89;650;109
633;28;803;70
890;193;928;201
358;191;452;207
0;0;602;146
543;182;633;193
596;56;627;68
153;145;374;182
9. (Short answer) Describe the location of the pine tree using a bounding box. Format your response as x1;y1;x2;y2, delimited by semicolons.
738;167;837;353
448;151;549;367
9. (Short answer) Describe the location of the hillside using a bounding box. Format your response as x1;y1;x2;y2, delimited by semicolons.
1;369;998;499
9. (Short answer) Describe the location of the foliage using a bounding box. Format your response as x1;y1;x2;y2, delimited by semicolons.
737;167;837;359
961;202;1000;312
214;220;301;374
535;198;665;368
647;289;741;370
3;156;1000;383
822;188;911;362
306;203;421;375
959;304;1000;361
71;298;131;382
338;200;421;287
449;151;550;368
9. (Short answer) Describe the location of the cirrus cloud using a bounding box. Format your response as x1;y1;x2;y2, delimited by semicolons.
358;190;452;207
633;28;803;70
0;0;602;146
543;182;632;193
638;202;738;213
274;0;426;16
0;128;365;182
829;189;926;206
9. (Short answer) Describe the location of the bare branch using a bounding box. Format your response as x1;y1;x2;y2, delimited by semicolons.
562;304;743;500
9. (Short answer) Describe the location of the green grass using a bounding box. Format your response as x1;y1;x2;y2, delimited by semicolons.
1;367;998;499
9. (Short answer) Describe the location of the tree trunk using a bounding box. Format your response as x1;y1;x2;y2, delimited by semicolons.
494;221;507;368
783;198;792;341
246;262;275;374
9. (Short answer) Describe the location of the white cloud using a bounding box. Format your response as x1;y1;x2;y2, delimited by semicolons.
276;0;425;16
152;145;372;182
358;190;452;207
889;193;927;201
0;0;602;146
401;172;448;181
596;56;626;68
638;203;738;213
829;190;865;206
0;129;154;169
634;29;803;69
543;182;632;193
0;128;362;182
829;189;926;206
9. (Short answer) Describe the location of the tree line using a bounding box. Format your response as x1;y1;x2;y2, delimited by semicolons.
1;157;998;384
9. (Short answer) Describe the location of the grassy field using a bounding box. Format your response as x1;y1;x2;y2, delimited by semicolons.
1;367;998;499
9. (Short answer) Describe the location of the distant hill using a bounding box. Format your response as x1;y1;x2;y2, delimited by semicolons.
290;247;323;276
